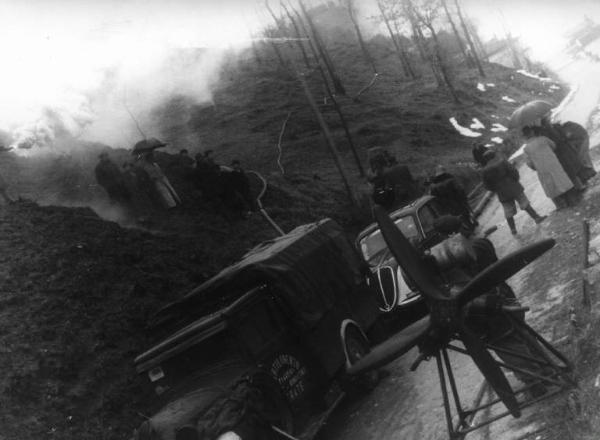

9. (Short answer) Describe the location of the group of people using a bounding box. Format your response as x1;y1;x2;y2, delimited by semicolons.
94;143;255;220
475;115;595;235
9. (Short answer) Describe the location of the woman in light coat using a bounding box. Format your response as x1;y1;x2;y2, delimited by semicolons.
522;126;575;209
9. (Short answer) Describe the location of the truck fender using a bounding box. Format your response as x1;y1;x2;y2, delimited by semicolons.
340;319;371;369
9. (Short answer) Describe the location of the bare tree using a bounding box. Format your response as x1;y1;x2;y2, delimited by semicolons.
270;1;312;69
466;19;489;62
264;25;288;68
377;0;416;79
270;1;365;177
409;0;460;102
298;0;347;95
453;0;485;76
346;0;378;74
441;0;471;67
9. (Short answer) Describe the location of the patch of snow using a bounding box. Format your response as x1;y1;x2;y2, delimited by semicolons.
502;96;517;103
477;83;486;91
549;85;560;90
484;144;494;147
491;114;499;119
517;69;552;82
449;117;482;137
491;137;503;144
491;123;508;132
470;118;485;129
486;83;496;87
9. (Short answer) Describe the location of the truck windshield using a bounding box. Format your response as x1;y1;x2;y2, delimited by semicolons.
359;215;419;263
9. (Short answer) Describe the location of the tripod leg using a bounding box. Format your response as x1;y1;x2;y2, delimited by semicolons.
436;351;457;439
509;316;576;386
442;348;467;424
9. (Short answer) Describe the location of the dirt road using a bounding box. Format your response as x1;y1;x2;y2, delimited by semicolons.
317;58;600;440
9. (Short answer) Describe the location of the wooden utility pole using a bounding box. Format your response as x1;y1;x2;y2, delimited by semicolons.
298;0;347;95
454;0;485;77
346;0;377;74
295;69;359;208
442;0;471;67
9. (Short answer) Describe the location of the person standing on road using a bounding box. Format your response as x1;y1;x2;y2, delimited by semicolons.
480;150;546;235
429;166;476;229
539;115;586;190
561;120;596;182
522;126;576;209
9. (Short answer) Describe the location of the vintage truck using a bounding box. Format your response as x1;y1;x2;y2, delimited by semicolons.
133;219;382;440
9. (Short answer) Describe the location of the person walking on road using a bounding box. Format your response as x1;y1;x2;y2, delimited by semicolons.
480;150;546;235
522;126;576;209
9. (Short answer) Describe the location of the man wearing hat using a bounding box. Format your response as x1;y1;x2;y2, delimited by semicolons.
481;150;545;235
95;151;131;206
429;165;475;229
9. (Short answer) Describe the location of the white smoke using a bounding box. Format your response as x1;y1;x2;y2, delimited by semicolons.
0;0;257;155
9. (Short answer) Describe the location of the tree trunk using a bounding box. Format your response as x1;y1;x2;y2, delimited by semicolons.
295;68;359;209
428;24;460;102
286;3;365;177
466;19;489;62
392;20;417;79
377;0;413;79
265;29;287;68
299;0;346;95
442;0;471;67
346;0;377;74
454;0;485;77
281;2;312;69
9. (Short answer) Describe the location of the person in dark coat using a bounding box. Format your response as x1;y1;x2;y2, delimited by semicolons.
224;159;255;217
561;121;596;182
481;150;545;235
429;166;475;229
472;143;488;167
539;116;585;190
95;152;131;206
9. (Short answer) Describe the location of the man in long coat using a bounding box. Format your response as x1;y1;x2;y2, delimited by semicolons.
561;121;596;182
523;126;575;209
481;150;545;234
539;116;585;189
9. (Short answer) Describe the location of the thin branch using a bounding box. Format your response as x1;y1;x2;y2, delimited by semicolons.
122;98;146;140
353;72;379;101
276;111;292;174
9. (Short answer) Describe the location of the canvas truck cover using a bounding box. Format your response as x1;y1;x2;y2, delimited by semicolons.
151;218;370;334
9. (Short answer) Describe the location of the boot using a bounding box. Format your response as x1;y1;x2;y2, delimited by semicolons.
524;206;546;224
507;216;517;235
